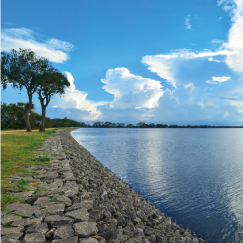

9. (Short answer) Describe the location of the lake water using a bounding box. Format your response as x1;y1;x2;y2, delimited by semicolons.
71;128;243;243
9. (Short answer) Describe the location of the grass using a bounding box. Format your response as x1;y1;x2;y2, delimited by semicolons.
1;128;58;209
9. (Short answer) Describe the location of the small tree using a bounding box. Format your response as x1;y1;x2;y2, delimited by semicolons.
1;49;49;131
37;66;69;131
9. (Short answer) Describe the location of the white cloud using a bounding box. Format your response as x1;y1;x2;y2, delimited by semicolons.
206;76;231;84
142;49;230;88
208;57;222;62
101;67;163;109
1;28;74;63
224;0;243;72
142;54;177;87
142;0;243;91
52;72;109;120
185;15;192;29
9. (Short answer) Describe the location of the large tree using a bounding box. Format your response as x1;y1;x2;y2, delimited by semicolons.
37;66;69;131
1;49;49;131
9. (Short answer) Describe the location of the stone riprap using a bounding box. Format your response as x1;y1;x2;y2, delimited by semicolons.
1;128;205;243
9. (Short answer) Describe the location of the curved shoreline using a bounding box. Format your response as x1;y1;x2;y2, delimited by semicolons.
1;128;206;243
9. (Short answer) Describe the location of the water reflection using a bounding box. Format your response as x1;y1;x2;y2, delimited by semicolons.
71;128;243;243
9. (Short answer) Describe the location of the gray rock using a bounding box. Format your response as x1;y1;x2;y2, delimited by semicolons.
36;203;65;216
51;194;72;206
1;233;23;242
12;205;39;218
52;236;78;243
108;227;123;242
134;228;144;236
65;208;89;222
79;238;99;243
45;228;56;238
53;225;74;239
25;222;49;234
34;196;56;206
64;187;79;198
124;236;143;243
22;233;45;243
44;172;59;180
1;214;22;225
33;189;63;198
73;222;98;237
9;191;35;198
1;226;24;236
12;216;44;227
5;202;31;212
144;227;154;236
66;200;93;212
44;215;74;227
88;210;102;222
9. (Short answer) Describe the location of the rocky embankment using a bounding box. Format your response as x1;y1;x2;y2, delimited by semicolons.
1;128;205;243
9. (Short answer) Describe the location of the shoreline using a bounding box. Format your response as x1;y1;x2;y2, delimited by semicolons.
1;128;205;243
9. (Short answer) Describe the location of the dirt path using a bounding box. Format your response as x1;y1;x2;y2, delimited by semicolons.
1;128;55;135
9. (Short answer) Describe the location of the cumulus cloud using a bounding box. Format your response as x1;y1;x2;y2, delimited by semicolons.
52;72;109;120
224;0;243;72
206;76;231;84
185;15;192;29
1;28;74;63
101;67;163;109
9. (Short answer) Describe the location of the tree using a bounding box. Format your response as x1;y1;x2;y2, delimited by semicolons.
37;66;69;131
137;122;147;128
1;102;40;130
117;123;125;128
148;123;155;128
64;117;68;127
1;49;49;131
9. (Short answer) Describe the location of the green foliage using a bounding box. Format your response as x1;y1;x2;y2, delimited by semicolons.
45;117;53;128
1;48;49;91
15;179;28;189
1;102;41;130
5;194;14;200
49;197;58;202
51;118;86;128
2;223;14;228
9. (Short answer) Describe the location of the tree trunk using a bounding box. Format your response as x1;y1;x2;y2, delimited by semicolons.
39;105;46;132
26;95;32;132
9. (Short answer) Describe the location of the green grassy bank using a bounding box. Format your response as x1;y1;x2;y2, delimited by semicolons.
1;128;58;209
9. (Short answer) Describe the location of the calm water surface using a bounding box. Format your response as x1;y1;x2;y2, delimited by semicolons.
71;128;243;243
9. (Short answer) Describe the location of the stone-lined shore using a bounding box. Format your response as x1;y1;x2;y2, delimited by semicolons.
1;128;205;243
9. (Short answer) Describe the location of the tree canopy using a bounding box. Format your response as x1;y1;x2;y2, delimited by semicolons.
1;48;70;132
1;49;49;131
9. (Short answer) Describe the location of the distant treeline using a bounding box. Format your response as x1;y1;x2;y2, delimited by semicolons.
1;103;243;130
91;122;243;128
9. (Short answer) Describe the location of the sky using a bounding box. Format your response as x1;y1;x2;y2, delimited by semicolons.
1;0;243;125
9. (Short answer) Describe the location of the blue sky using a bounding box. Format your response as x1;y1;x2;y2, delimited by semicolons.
1;0;243;125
